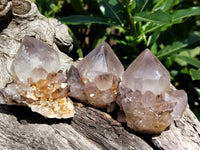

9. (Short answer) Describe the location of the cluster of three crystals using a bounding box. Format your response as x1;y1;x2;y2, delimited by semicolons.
3;36;187;133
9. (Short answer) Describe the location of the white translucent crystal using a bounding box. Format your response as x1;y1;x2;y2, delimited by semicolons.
93;73;114;91
66;66;85;101
1;36;74;119
77;41;124;82
11;36;60;82
164;85;187;119
117;49;187;133
122;49;170;95
67;42;124;108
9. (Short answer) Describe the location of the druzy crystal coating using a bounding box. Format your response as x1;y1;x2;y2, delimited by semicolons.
116;49;187;133
67;42;124;108
3;36;74;118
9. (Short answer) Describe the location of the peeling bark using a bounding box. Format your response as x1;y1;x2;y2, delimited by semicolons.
0;0;199;150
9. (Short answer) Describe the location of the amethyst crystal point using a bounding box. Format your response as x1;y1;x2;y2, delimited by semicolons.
4;36;75;119
77;41;124;81
117;49;187;133
12;36;60;82
122;49;170;95
67;41;124;108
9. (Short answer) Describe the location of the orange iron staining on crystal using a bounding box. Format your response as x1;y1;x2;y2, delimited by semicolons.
1;36;74;119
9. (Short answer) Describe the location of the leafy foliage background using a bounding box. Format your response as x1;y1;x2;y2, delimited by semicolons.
32;0;200;120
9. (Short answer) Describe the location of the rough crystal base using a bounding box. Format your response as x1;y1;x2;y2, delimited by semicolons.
16;72;74;118
117;49;187;133
117;84;187;133
67;66;120;108
0;36;74;119
67;42;124;108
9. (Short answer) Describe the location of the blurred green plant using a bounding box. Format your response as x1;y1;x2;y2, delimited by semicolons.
31;0;64;17
33;0;200;120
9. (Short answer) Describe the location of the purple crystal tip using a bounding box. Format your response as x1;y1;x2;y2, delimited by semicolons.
11;36;60;82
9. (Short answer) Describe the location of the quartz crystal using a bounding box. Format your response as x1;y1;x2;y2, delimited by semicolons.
67;42;124;108
1;36;74;119
116;49;187;133
12;36;60;83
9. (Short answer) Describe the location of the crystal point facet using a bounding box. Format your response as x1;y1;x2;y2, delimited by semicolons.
117;49;187;133
67;42;124;108
3;36;74;119
77;41;124;81
122;49;170;95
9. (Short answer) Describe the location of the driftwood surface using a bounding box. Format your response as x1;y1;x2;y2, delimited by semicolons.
0;0;199;149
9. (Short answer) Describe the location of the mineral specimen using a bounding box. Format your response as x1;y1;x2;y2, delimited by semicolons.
67;42;124;108
0;36;74;119
116;49;187;133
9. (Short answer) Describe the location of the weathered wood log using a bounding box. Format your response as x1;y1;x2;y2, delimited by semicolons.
0;0;199;149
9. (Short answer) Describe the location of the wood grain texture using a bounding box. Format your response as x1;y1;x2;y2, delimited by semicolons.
152;106;200;150
0;104;153;150
0;0;199;149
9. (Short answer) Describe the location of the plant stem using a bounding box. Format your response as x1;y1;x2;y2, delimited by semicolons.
124;1;136;39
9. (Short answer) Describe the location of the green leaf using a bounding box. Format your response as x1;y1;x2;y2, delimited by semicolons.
97;0;124;26
67;26;83;58
172;7;200;24
157;33;200;59
144;23;164;33
153;0;179;12
133;10;171;24
76;48;83;58
157;41;187;59
128;0;136;12
60;15;116;25
190;69;200;80
147;29;160;46
150;43;158;55
176;56;200;68
136;0;149;12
